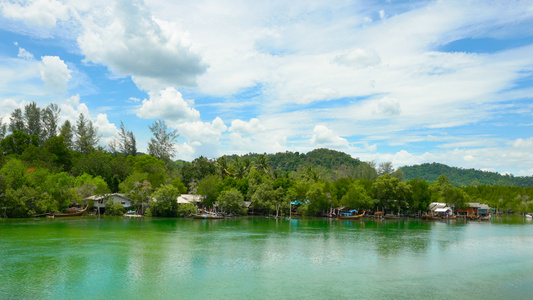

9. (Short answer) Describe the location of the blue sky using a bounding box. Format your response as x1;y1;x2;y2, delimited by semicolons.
0;0;532;176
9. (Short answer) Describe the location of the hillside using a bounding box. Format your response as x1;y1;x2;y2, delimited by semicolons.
400;162;533;187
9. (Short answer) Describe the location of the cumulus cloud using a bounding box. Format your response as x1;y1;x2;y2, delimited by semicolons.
374;97;401;117
77;0;207;90
334;48;381;69
311;125;349;148
94;113;118;144
59;94;90;124
137;87;200;123
229;118;265;135
0;0;69;27
174;117;228;159
39;56;72;93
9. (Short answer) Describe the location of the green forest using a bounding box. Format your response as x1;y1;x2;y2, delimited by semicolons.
401;162;533;187
1;102;533;218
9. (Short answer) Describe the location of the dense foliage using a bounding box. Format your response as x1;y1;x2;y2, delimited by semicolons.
1;103;532;218
401;162;533;187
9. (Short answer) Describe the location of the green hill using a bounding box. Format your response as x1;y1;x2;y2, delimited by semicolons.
400;162;533;187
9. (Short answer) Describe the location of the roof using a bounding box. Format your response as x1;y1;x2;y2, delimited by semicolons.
479;204;491;210
435;207;452;212
86;193;132;201
468;203;482;208
177;194;204;203
429;202;447;210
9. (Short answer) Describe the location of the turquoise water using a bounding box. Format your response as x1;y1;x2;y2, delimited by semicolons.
1;216;533;299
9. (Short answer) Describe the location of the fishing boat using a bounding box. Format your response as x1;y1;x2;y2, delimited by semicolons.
337;211;365;220
48;205;88;218
192;213;225;219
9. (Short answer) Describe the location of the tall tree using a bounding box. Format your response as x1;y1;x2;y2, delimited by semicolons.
59;120;74;150
8;108;25;134
41;103;61;142
377;161;394;176
109;121;137;156
24;102;42;139
0;117;6;140
75;113;99;154
148;120;179;162
254;154;271;176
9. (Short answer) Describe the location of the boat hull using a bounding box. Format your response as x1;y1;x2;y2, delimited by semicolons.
337;211;365;220
192;214;225;219
49;206;88;217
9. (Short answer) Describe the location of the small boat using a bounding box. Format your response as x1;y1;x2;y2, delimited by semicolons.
48;205;88;218
124;210;143;217
478;214;492;221
337;211;365;220
192;213;225;219
525;213;533;219
442;215;456;220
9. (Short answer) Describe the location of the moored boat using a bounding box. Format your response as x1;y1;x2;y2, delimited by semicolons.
337;211;365;220
48;205;88;218
192;213;225;219
124;210;143;217
478;214;492;221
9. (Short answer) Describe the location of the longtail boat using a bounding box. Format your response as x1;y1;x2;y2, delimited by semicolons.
192;213;225;219
337;211;365;220
48;205;88;218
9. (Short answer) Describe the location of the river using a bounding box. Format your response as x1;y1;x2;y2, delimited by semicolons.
1;216;532;299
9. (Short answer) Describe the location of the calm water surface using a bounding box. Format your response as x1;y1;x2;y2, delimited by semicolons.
1;216;533;299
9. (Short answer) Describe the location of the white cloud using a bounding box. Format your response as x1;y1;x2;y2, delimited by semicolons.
39;56;72;93
0;98;24;120
17;47;35;60
174;117;228;159
379;10;386;20
334;48;381;69
77;0;207;90
229;118;265;135
374;96;401;117
137;87;200;123
311;125;349;148
513;137;533;149
59;94;90;125
94;113;118;145
1;0;69;27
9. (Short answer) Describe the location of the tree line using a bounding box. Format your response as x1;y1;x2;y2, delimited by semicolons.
1;102;532;218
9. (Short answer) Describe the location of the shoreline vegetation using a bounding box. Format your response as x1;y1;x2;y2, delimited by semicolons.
1;102;533;219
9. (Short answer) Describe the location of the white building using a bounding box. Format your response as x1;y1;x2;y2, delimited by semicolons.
86;193;134;210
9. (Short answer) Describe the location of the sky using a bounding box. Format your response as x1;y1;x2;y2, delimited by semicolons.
0;0;532;176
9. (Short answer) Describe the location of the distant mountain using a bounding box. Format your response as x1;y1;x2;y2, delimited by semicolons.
400;162;533;187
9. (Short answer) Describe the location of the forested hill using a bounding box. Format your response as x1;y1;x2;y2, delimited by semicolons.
400;163;533;187
224;148;365;180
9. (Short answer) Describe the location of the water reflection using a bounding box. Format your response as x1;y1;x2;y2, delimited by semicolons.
1;216;533;299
